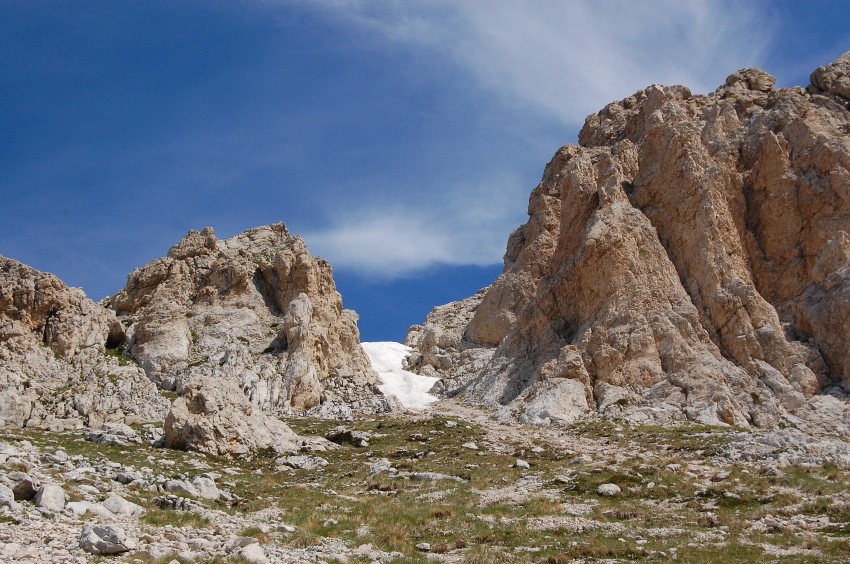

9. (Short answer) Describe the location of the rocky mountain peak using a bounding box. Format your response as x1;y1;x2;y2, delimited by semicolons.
407;50;850;430
106;222;388;419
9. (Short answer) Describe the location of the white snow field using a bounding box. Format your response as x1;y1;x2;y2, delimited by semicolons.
361;341;440;410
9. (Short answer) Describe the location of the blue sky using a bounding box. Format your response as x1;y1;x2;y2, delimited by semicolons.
2;1;849;341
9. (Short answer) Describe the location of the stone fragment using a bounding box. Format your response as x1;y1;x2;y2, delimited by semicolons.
277;455;329;471
33;483;65;512
364;458;393;479
80;524;137;555
12;477;37;501
88;422;142;446
190;476;220;500
67;501;113;518
597;483;621;497
102;493;144;517
238;543;269;564
325;426;371;447
0;484;20;511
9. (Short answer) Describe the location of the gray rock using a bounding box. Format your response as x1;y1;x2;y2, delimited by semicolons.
113;471;140;484
597;483;621;496
238;543;269;564
364;458;393;478
276;455;329;472
102;493;144;517
34;483;65;511
513;459;530;469
67;501;113;518
325;426;371;447
164;479;199;498
89;422;142;446
80;524;137;555
190;476;220;500
0;484;20;511
164;375;304;460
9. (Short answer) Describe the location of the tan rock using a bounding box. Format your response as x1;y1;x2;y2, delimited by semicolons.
106;223;387;417
414;51;850;428
809;50;850;102
403;289;496;396
0;257;168;428
163;375;303;459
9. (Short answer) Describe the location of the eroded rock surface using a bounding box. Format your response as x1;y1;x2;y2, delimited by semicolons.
0;257;168;429
164;375;309;459
403;289;497;396
105;223;389;418
409;51;850;428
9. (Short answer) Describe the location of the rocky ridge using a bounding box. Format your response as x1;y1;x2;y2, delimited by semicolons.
407;51;850;429
0;257;167;430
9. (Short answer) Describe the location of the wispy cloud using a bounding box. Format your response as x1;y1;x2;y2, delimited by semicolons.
306;0;774;123
304;173;527;277
282;0;776;277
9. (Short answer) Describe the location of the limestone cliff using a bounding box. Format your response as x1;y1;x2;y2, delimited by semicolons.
408;51;850;428
105;223;388;419
0;257;168;429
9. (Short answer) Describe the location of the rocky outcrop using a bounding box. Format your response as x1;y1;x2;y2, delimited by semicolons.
164;375;308;459
409;51;850;428
0;257;168;429
105;223;388;418
403;289;496;396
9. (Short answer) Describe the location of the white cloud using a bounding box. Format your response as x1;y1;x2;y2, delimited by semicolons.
289;0;776;277
304;174;527;277
309;0;774;124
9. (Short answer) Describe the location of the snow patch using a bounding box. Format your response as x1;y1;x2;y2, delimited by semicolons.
362;342;439;409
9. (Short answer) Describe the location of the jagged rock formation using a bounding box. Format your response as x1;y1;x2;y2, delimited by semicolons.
105;223;389;419
408;51;850;427
403;289;496;396
0;257;168;429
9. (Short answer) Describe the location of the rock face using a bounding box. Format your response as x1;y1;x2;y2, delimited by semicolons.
105;223;388;418
403;289;496;396
409;52;850;427
0;257;168;429
164;375;306;459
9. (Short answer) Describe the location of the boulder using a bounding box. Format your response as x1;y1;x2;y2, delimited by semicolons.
0;484;20;511
33;483;65;512
88;422;142;446
164;375;304;459
597;483;621;497
102;493;144;517
80;524;137;555
12;477;37;501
